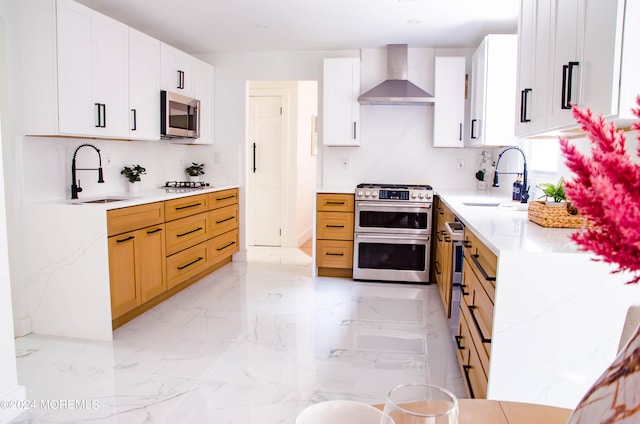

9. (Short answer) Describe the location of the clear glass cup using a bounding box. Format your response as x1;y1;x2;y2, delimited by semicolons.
380;383;459;424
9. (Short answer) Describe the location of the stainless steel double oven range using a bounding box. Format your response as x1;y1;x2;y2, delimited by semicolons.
353;183;433;283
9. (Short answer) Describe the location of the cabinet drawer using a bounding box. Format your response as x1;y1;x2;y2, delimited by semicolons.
317;193;354;212
463;228;497;300
461;292;491;378
209;188;238;210
456;307;472;369
317;212;354;240
166;242;209;289
210;204;239;238
165;194;209;221
107;202;164;236
208;229;239;263
316;240;353;268
165;211;210;256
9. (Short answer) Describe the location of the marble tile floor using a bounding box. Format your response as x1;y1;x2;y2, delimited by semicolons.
9;247;464;423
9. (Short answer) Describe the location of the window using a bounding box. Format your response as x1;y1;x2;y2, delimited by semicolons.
527;139;560;174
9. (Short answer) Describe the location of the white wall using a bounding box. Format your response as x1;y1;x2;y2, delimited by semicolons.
295;81;318;245
0;11;26;423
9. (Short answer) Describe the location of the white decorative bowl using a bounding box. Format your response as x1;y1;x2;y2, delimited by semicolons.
295;400;382;424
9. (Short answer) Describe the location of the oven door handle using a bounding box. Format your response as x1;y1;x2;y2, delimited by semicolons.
356;233;430;241
356;202;432;209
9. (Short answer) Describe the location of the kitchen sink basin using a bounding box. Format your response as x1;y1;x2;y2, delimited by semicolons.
76;196;133;204
463;201;501;207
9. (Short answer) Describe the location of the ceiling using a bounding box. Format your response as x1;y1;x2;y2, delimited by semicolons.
75;0;519;55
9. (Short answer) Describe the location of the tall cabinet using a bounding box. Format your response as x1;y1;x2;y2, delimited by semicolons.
433;57;466;148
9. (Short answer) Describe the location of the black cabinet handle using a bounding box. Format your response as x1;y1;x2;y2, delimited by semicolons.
434;260;441;275
101;104;106;128
94;103;106;128
177;227;203;237
116;235;134;243
95;103;101;128
468;305;492;343
216;195;236;201
353;122;357;139
462;365;476;398
520;88;532;122
175;203;202;210
470;253;496;281
326;201;345;205
326;225;345;228
561;62;579;109
326;252;344;256
216;216;235;224
177;257;203;270
177;70;185;89
470;119;477;139
455;335;464;350
252;142;257;173
462;240;472;249
131;109;137;131
460;283;469;296
217;241;236;251
459;123;462;141
146;228;162;234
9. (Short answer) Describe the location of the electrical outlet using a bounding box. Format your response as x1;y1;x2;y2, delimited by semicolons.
104;154;112;169
456;159;465;172
341;158;349;169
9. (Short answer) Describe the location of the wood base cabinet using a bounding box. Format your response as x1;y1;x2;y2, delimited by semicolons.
108;189;239;327
456;225;497;398
433;196;455;317
316;193;354;277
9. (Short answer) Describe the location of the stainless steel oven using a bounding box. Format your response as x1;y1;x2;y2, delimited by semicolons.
353;184;433;283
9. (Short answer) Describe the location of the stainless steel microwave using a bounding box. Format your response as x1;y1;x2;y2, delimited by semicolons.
160;90;200;139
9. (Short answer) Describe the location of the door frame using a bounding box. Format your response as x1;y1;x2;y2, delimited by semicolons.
246;85;290;248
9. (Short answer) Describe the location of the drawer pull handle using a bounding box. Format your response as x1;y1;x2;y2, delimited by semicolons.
216;241;236;251
216;195;235;201
470;254;496;281
463;240;472;249
177;227;203;237
462;365;476;399
468;305;492;343
146;228;162;234
436;231;443;242
216;216;235;224
178;257;203;270
116;235;134;243
326;252;344;256
175;202;202;210
326;225;345;228
455;335;464;350
434;261;442;275
326;201;345;205
460;284;470;296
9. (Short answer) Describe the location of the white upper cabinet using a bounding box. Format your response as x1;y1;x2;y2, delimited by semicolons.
56;0;129;138
323;58;361;146
514;0;552;137
516;0;639;136
128;28;161;140
161;43;195;98
468;34;518;147
433;57;466;148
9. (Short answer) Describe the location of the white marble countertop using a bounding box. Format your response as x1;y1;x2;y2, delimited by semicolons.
436;189;582;256
30;183;240;210
316;186;354;194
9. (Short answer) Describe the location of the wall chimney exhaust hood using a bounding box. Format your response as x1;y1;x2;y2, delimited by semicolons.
358;44;435;106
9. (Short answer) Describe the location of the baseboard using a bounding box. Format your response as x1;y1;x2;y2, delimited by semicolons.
13;317;31;338
0;385;27;424
296;227;313;247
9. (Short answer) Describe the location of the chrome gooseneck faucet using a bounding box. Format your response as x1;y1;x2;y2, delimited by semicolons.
492;146;529;203
71;143;105;199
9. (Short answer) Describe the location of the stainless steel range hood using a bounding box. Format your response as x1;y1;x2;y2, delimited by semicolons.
358;44;434;106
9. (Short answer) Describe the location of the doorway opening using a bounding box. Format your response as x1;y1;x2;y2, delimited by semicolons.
245;81;318;260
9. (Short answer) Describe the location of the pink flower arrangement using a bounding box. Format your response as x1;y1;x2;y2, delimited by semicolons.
559;97;640;284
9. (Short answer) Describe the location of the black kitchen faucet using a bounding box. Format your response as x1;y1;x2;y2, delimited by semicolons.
492;146;529;203
70;143;105;199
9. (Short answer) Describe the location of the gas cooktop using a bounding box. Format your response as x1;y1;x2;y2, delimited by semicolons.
162;181;211;193
355;183;433;202
356;183;433;190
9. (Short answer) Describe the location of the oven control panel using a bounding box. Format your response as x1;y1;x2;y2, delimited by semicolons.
355;184;433;202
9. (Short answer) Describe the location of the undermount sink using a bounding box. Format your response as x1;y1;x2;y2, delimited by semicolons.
463;201;501;207
75;196;133;204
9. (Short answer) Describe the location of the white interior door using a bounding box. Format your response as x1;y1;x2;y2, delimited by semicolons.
249;95;283;246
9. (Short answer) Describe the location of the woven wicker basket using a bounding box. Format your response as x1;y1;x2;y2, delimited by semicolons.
528;201;589;228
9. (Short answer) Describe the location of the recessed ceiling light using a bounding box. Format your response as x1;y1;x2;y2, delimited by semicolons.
407;19;422;24
254;24;269;30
